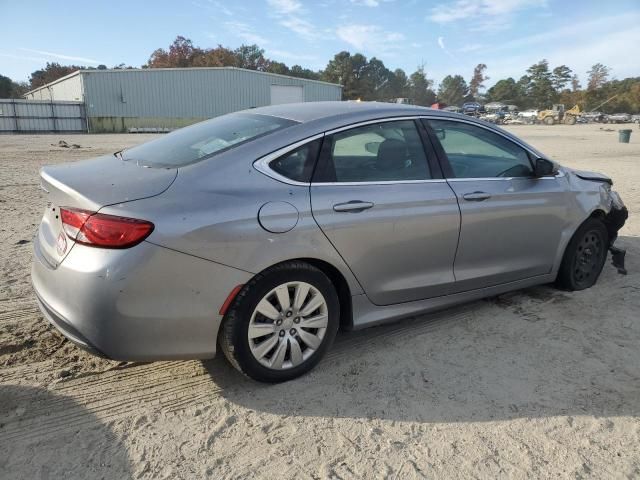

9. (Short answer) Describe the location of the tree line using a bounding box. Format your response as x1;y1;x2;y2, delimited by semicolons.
1;35;639;113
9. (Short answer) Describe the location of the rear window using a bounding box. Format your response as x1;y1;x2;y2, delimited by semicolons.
121;113;297;168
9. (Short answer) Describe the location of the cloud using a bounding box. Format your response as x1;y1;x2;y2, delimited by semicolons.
280;16;316;38
224;21;269;45
267;49;318;61
437;36;456;59
211;1;233;16
18;48;102;64
336;24;405;54
0;52;51;64
428;0;547;29
267;0;317;39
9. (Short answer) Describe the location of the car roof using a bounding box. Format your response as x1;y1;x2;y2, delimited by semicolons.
240;101;546;161
248;101;459;124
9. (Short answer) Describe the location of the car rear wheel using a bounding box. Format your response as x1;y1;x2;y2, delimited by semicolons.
219;261;339;383
556;218;608;291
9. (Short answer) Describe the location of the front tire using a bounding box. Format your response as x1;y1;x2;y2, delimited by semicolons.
556;218;608;291
219;261;339;382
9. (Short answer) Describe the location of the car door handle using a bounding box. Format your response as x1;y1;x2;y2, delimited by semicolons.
462;191;491;201
333;201;375;213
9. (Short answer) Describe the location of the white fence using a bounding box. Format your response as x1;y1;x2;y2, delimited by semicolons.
0;99;87;133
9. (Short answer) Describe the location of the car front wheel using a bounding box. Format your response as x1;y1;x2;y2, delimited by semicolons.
219;261;339;383
556;218;609;291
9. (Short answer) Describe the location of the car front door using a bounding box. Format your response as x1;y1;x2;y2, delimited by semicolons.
310;119;460;306
424;118;570;291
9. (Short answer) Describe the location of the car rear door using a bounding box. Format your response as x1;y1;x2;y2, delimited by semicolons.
310;118;460;306
424;118;569;292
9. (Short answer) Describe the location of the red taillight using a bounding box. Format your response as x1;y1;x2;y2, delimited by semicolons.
60;207;154;249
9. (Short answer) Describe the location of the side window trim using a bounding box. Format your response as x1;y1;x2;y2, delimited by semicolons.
421;117;538;180
253;133;324;186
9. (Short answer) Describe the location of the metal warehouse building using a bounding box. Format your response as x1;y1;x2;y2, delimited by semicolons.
23;67;342;133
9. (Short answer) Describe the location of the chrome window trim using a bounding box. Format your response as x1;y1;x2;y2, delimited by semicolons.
253;115;564;187
316;116;437;185
447;172;564;182
323;116;423;135
312;179;447;186
419;115;541;159
419;115;565;181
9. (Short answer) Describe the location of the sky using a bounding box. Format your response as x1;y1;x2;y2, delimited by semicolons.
1;0;639;87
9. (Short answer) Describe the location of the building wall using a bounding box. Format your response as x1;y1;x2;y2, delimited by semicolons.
24;68;342;132
81;68;341;132
23;73;83;102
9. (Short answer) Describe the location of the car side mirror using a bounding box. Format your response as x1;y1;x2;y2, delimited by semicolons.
533;158;556;177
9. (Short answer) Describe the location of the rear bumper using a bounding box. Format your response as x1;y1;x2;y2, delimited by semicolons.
32;236;252;361
35;290;109;358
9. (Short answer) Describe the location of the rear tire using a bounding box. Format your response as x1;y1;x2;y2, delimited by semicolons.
556;218;608;291
219;261;339;383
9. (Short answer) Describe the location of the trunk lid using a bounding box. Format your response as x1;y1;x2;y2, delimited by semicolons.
36;155;177;268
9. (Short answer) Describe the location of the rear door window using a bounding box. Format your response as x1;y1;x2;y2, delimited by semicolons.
314;120;431;182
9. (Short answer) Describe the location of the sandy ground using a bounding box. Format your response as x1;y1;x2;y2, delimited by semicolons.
0;124;639;479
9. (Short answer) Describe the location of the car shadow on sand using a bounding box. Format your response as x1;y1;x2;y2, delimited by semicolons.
0;384;132;479
203;235;640;424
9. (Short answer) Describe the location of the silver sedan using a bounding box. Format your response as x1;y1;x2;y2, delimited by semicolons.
32;102;628;382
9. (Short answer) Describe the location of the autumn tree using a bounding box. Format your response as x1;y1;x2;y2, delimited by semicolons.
29;63;84;89
469;63;488;100
571;74;581;92
147;36;202;68
587;63;610;91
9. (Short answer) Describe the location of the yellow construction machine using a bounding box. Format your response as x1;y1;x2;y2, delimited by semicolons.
537;104;581;125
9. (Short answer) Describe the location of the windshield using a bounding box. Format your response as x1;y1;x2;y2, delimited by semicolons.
121;113;297;168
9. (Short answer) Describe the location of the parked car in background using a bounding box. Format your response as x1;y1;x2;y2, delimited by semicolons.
607;113;632;123
631;114;640;124
462;102;485;116
32;102;628;383
581;111;609;123
517;109;538;124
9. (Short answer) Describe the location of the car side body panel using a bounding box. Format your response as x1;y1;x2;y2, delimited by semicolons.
32;103;627;361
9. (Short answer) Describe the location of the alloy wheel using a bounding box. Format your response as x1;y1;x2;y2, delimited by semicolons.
247;281;328;370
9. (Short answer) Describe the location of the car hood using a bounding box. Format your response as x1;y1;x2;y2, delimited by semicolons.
568;169;613;185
